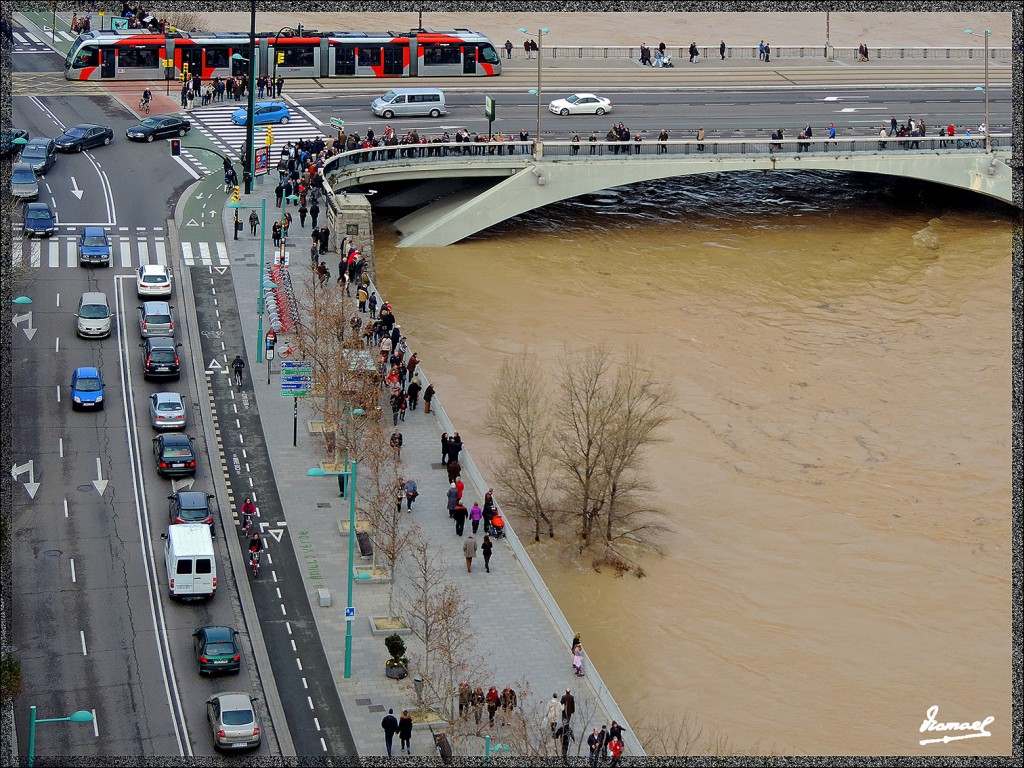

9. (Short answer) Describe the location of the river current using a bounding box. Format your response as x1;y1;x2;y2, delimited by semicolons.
374;171;1013;755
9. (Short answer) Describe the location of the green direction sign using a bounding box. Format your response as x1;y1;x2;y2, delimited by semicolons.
485;95;496;121
330;118;345;131
281;360;313;397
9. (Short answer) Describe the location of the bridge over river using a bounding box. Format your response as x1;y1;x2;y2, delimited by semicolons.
323;134;1015;247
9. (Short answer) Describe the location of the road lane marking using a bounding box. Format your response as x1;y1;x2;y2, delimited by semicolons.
137;240;149;266
30;241;41;268
321;738;327;751
63;498;69;517
181;242;194;265
59;437;64;457
314;717;320;731
70;559;76;582
307;696;314;710
301;676;307;688
216;242;228;264
296;656;302;670
199;242;211;265
55;336;60;353
120;237;131;268
154;239;167;266
55;292;60;308
56;386;61;403
91;709;99;737
48;240;59;268
80;630;88;655
66;238;75;267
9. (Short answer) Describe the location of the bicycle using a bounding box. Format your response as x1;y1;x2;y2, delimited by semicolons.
250;549;261;578
139;98;151;115
233;365;244;389
242;512;253;537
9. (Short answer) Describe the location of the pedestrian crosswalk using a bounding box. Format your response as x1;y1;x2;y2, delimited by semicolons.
181;104;330;163
10;233;168;270
11;28;75;53
181;241;230;267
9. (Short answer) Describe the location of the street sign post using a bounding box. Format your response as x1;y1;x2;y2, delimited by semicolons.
281;360;312;446
485;96;496;138
254;146;270;176
330;118;345;131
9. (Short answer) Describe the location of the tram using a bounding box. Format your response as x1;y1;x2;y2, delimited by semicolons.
64;28;502;81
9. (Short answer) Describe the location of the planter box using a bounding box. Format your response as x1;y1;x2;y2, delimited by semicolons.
354;565;390;584
338;518;372;536
409;710;447;731
369;616;411;636
307;420;326;433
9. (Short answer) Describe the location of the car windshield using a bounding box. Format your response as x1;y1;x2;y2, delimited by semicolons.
76;377;101;392
146;314;171;324
80;305;109;319
66;127;88;137
565;95;581;103
222;709;254;726
27;210;51;220
21;147;46;157
150;350;177;363
142;274;168;283
381;90;398;102
205;642;234;655
140;118;160;128
12;169;35;183
162;446;192;458
83;235;107;247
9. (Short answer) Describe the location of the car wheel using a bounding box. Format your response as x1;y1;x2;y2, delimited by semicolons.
280;116;289;125
146;134;154;143
178;128;186;137
596;107;606;116
560;108;570;116
76;143;83;153
429;109;441;118
103;136;111;146
382;109;394;119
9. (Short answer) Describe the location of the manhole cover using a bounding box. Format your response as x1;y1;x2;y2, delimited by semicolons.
43;550;62;558
77;484;93;492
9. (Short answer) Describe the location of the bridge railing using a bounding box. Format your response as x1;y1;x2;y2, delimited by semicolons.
516;44;1011;62
321;134;1009;179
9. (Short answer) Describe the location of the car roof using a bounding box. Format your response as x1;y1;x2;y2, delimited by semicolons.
147;337;177;349
153;391;184;404
25;202;52;212
211;692;253;708
174;490;211;507
142;300;171;311
83;226;107;237
81;291;108;304
254;101;285;108
68;123;103;130
197;626;234;641
23;137;52;147
139;264;170;275
74;366;101;377
12;163;35;173
159;432;192;445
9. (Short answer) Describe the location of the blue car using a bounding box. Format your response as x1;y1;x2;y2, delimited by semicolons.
78;226;111;266
231;101;291;126
23;202;56;238
71;367;105;410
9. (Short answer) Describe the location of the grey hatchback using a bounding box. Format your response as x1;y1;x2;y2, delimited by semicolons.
19;137;56;174
138;301;174;338
206;692;261;750
149;391;187;429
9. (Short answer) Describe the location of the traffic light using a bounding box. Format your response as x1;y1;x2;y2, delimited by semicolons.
232;186;240;204
170;139;181;156
265;128;274;146
277;52;284;64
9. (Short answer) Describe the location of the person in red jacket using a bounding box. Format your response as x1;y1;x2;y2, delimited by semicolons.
608;734;624;766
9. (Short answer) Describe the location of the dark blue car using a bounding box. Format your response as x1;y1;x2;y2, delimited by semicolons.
23;202;56;237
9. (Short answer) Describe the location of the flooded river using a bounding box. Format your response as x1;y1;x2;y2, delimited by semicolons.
374;171;1013;755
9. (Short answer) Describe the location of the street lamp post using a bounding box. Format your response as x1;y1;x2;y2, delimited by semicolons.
519;27;549;154
964;28;991;152
27;706;94;767
227;197;271;363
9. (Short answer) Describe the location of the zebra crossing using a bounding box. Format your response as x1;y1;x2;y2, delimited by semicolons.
11;28;75;53
182;104;330;162
11;232;168;270
181;241;230;267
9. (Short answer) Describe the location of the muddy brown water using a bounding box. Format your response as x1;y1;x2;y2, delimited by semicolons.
373;171;1013;756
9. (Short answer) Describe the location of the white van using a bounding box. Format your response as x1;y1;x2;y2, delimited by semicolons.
164;524;217;600
76;291;112;338
371;88;447;119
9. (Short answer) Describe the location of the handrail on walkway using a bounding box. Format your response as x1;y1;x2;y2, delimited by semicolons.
511;44;1011;62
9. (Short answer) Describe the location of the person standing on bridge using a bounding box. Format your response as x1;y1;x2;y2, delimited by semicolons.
720;39;726;59
524;39;532;59
759;40;765;60
696;126;705;152
764;42;771;62
505;39;513;58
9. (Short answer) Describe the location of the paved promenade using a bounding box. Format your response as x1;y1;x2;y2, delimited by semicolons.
213;178;641;759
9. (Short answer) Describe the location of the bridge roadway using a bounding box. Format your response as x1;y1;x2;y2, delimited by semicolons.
322;133;1014;247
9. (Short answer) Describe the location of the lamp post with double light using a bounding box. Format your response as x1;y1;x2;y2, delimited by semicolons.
963;28;991;152
27;706;94;767
519;27;549;154
227;196;273;363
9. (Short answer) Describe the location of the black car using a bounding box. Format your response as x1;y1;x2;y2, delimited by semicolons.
19;137;57;174
193;626;241;675
169;490;216;530
153;433;197;477
141;337;182;380
126;116;191;143
54;123;114;152
23;202;56;237
0;128;29;158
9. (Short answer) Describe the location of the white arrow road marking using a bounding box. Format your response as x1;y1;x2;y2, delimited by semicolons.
92;457;108;495
12;311;37;341
206;358;223;374
214;266;228;275
70;176;84;199
11;460;40;499
839;107;887;112
171;477;195;492
265;528;285;542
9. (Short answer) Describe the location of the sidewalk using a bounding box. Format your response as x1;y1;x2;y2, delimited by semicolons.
213;181;642;759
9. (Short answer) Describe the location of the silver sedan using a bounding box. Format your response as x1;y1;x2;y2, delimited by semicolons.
206;692;262;750
149;392;187;430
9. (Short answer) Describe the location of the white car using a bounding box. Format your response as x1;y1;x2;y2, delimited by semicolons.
548;93;613;116
137;264;172;298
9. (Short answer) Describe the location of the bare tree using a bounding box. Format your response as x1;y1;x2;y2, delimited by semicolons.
486;352;556;541
632;707;775;756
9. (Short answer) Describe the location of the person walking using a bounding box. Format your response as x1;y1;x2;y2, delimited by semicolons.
282;210;292;240
470;502;483;534
248;210;259;236
720;39;726;59
545;694;562;736
404;478;418;511
482;534;493;572
463;533;477;572
890;114;898;137
407;379;421;411
555;722;575;764
272;221;282;247
500;685;517;725
486;686;500;726
381;708;399;757
587;727;603;767
398;710;413;754
764;42;771;62
561;689;576;724
453;502;468;537
607;735;624;767
696;126;706;151
446;482;459;518
759;40;765;60
274;181;283;207
390;429;403;461
309;200;320;229
298;202;308;228
440;432;451;466
423;383;435;414
504;39;513;58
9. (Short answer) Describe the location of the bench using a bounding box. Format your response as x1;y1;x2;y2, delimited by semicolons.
356;531;374;560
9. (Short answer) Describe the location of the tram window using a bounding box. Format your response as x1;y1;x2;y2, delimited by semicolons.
71;45;100;68
334;46;355;74
422;45;461;65
204;47;230;69
118;46;160;68
281;46;315;67
479;45;500;64
357;47;381;67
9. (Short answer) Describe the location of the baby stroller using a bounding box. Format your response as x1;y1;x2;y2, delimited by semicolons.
573;647;585;677
653;51;673;68
487;511;506;539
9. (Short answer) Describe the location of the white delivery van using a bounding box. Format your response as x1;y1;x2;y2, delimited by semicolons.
371;88;447;119
164;524;217;600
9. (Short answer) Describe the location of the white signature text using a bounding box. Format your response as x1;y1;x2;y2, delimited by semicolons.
919;705;994;746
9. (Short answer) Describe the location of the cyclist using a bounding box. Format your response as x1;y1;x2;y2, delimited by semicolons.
240;497;256;532
248;532;262;566
140;88;152;113
232;354;245;386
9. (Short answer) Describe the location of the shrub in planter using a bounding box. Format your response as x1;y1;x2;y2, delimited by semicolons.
385;633;408;679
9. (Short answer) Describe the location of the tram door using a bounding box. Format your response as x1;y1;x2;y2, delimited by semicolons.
182;47;203;80
463;47;476;74
101;48;116;78
383;45;404;75
232;46;252;76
